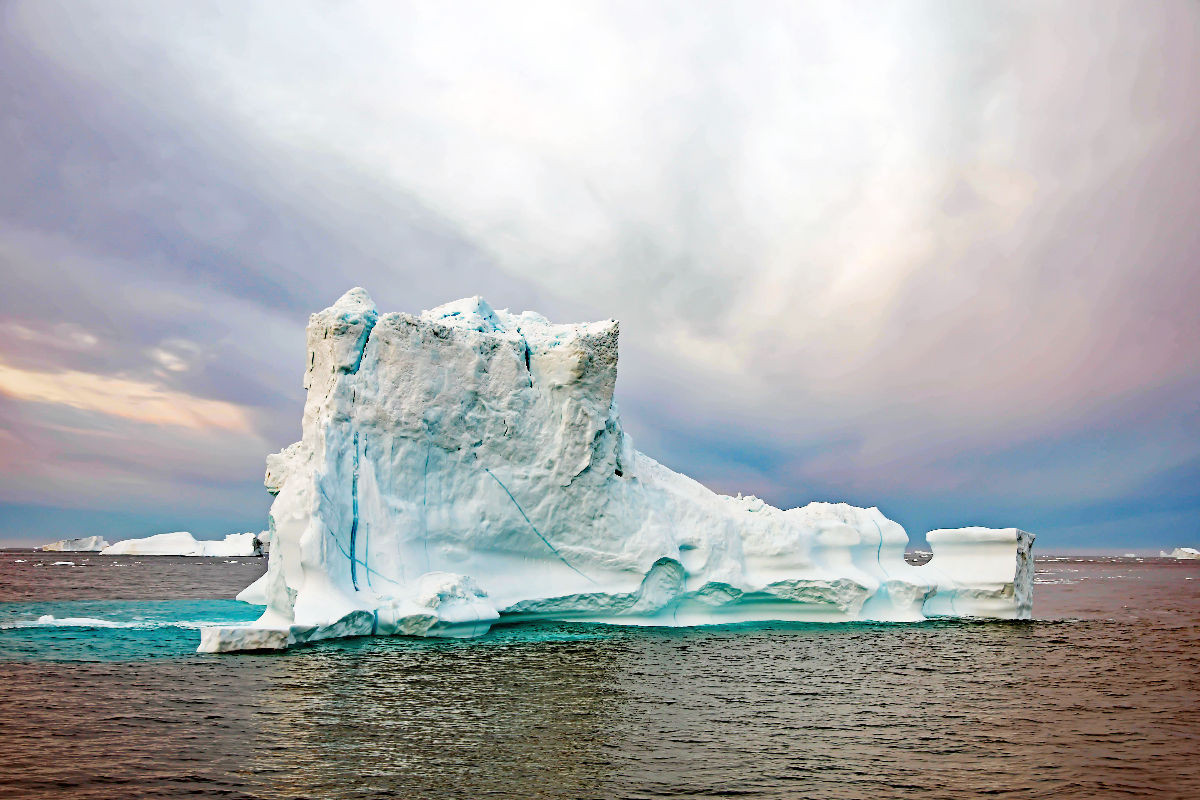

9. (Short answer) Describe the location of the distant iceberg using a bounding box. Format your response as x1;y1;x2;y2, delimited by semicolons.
41;536;109;552
102;531;263;557
200;290;1035;653
1161;547;1200;560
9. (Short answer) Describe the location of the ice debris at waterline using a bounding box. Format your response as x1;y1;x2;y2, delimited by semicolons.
200;290;1035;653
102;531;264;557
41;536;109;552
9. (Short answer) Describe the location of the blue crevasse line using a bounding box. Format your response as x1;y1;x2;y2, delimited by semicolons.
422;446;431;572
363;437;373;590
315;480;400;587
312;444;403;591
871;518;893;607
349;432;360;591
872;519;891;580
483;467;596;584
322;523;404;588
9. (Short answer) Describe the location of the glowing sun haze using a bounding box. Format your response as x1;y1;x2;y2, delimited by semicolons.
1;0;1197;550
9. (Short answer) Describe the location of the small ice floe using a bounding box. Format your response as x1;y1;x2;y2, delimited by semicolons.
13;559;26;563
50;561;75;566
31;615;122;627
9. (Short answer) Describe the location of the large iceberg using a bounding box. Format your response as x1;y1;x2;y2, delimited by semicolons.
41;536;110;552
102;531;263;557
200;290;1034;653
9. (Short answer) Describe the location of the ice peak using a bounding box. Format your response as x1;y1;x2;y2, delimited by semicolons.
305;288;379;383
422;296;504;333
328;287;377;318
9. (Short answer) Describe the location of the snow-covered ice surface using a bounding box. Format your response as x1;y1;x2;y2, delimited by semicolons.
41;536;109;552
200;290;1035;652
103;532;262;558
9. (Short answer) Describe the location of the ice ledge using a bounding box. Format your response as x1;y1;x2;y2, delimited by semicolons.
922;528;1035;619
200;527;1036;653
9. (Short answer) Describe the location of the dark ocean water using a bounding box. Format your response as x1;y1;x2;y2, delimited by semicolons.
0;552;1197;799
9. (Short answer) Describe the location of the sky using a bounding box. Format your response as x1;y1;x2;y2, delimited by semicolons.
1;0;1197;551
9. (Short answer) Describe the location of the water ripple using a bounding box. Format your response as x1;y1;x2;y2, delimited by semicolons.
0;552;1198;798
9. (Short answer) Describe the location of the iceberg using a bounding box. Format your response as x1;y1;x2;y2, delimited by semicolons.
1161;547;1200;560
102;531;263;557
41;536;110;552
199;289;1035;653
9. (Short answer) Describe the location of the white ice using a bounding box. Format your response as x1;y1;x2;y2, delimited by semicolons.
33;615;121;627
200;290;1035;653
1161;547;1200;559
102;531;264;557
41;536;109;552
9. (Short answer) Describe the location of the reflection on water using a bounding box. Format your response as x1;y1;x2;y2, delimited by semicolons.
251;629;626;798
1;553;1198;798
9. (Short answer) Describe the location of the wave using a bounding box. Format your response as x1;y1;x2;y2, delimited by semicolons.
0;614;251;631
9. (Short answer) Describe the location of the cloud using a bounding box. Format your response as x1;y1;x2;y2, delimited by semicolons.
0;359;254;432
147;339;202;374
1;0;1198;545
0;385;272;522
0;321;98;351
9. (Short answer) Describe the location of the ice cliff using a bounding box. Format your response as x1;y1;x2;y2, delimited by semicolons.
200;289;1035;652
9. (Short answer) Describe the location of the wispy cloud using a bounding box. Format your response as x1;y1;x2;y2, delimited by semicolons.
0;360;254;432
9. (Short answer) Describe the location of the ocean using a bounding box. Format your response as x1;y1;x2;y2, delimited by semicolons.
0;551;1197;799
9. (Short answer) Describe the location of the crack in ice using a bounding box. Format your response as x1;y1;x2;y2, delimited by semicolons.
349;431;360;591
483;467;596;584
